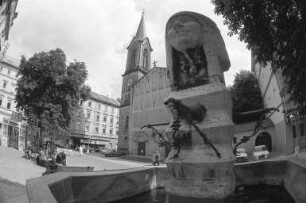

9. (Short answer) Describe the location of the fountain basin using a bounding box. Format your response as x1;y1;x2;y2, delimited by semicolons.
26;158;306;203
113;185;294;203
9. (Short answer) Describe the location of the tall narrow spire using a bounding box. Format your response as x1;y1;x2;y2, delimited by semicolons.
135;11;146;40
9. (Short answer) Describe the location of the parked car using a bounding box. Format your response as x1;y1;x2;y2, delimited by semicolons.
253;145;270;160
104;150;126;157
101;148;112;155
86;146;95;153
235;148;248;163
93;147;101;152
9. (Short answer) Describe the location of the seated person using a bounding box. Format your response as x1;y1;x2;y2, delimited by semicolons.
56;151;66;166
37;146;48;166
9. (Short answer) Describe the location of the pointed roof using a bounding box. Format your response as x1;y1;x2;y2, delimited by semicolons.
135;11;146;40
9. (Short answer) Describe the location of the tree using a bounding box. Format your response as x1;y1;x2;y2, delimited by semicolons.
15;48;91;143
212;0;306;113
230;70;264;124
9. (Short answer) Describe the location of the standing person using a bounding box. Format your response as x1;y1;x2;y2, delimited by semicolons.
152;152;156;166
37;146;47;166
155;151;160;166
79;145;83;155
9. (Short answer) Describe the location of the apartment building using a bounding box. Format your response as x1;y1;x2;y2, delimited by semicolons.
70;92;120;150
0;56;26;150
252;54;306;155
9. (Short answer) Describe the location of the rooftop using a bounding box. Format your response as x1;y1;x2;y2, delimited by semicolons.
0;55;20;67
90;91;120;108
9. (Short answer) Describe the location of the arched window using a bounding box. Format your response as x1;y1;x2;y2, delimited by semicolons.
131;49;136;68
255;132;272;151
143;49;148;69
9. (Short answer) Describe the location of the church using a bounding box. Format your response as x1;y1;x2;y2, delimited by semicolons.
117;13;171;159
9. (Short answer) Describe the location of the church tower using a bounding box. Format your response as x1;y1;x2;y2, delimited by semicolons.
118;12;153;152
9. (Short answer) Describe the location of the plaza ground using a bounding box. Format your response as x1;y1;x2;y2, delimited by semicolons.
1;146;305;203
0;146;148;203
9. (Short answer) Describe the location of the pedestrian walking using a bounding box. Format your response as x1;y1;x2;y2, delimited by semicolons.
79;145;83;155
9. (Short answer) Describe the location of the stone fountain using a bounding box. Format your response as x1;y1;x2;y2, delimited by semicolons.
25;11;304;203
163;11;235;201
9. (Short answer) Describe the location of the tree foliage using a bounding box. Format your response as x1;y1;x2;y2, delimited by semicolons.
230;70;264;124
212;0;306;113
16;48;91;139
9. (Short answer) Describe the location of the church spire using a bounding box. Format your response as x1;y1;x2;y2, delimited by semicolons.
135;11;146;40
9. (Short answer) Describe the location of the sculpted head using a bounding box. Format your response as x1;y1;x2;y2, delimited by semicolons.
165;11;230;90
166;14;202;52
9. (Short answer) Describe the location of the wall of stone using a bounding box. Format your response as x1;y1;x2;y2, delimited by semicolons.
26;167;168;203
235;159;306;203
27;160;306;203
129;67;171;159
118;106;131;152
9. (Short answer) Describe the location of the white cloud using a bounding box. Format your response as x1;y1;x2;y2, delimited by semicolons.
7;0;251;98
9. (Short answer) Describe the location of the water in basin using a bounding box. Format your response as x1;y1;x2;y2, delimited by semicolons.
113;184;295;203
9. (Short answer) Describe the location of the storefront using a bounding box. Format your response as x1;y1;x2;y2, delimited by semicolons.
1;117;27;151
80;138;110;149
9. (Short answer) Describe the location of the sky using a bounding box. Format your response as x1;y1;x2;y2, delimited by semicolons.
7;0;251;99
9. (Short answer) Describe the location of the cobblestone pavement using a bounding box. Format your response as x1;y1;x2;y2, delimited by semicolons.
0;178;28;203
0;147;45;185
2;146;305;202
0;147;147;185
0;146;43;203
66;150;148;171
0;146;147;202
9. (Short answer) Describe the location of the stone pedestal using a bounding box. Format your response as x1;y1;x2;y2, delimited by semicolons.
164;11;235;200
164;84;235;200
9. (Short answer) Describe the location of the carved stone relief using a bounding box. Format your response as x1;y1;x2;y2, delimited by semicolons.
165;11;230;91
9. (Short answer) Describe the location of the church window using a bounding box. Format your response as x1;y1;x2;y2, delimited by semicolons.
143;49;148;69
124;116;129;134
131;49;136;68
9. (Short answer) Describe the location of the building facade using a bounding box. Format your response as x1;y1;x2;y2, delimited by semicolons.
129;67;171;158
70;91;120;150
0;56;26;150
0;0;18;59
252;54;306;155
117;13;172;160
118;12;153;153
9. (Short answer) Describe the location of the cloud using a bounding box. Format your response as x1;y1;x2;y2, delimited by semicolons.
7;0;250;98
